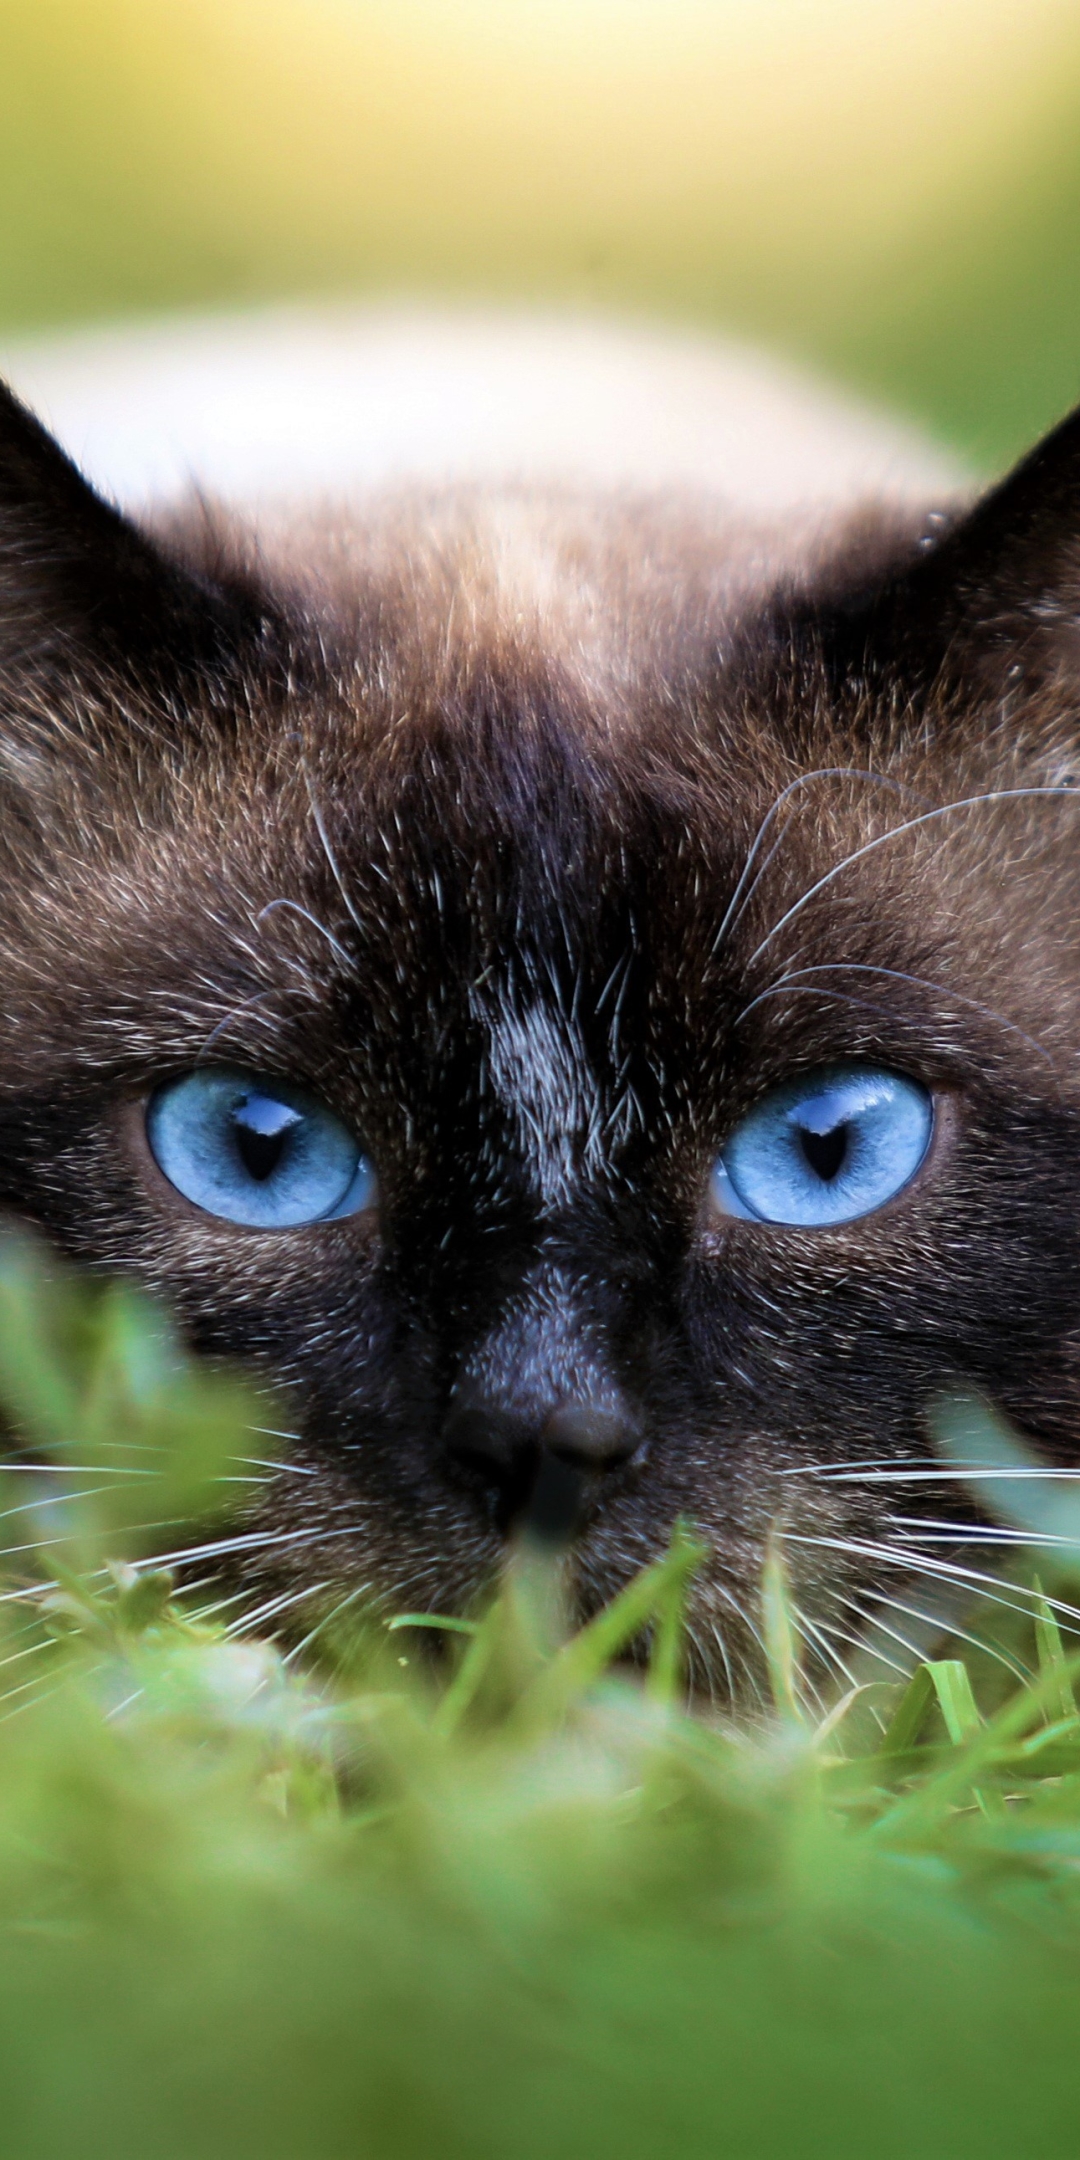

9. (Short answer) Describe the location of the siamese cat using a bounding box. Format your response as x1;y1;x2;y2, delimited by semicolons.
0;313;1078;1700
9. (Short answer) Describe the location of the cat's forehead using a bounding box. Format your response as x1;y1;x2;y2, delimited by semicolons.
214;491;829;902
229;483;859;725
16;479;1072;1144
87;492;967;1011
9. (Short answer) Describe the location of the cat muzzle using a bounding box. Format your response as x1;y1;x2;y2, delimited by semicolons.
441;1394;644;1542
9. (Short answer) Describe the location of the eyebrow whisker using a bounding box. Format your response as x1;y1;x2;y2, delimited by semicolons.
735;961;1053;1063
712;767;926;955
746;784;1080;970
256;897;355;972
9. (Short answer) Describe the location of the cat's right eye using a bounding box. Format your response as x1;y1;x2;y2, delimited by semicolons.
145;1068;377;1228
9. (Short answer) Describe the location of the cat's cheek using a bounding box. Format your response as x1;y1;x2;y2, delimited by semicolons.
698;1087;959;1243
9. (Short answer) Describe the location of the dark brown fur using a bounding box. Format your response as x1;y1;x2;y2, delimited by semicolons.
3;380;1080;1697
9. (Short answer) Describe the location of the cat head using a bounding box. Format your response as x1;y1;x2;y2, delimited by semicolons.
2;378;1080;1696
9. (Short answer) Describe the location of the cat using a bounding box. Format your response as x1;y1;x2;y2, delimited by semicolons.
1;319;1078;1701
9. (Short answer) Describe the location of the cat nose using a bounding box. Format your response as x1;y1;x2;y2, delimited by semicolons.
545;1401;639;1466
441;1260;644;1533
442;1392;643;1535
445;1395;639;1474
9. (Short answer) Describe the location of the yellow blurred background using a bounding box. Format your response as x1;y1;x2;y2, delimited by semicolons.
3;0;1080;468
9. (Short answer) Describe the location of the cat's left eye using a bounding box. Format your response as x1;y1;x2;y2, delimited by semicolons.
145;1068;377;1228
711;1063;933;1227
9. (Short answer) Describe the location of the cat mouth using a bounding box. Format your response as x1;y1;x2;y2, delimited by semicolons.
452;1440;644;1549
441;1400;648;1546
517;1450;595;1546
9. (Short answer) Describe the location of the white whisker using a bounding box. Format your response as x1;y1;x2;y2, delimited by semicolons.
302;753;365;935
885;1516;1080;1548
256;897;354;971
838;1587;1031;1683
791;1530;1080;1630
735;962;1052;1063
712;767;922;954
197;989;283;1060
226;1581;333;1638
788;1601;860;1696
829;1596;918;1679
281;1581;376;1665
791;1467;1080;1485
746;784;1080;969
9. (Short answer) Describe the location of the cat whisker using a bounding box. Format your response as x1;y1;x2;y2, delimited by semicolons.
703;1578;775;1708
735;962;1052;1063
682;1618;723;1702
734;985;917;1029
279;1580;377;1665
688;1616;739;1704
747;783;1080;970
884;1517;1080;1547
792;1531;1080;1630
0;1669;104;1723
792;1467;1080;1485
0;1635;55;1677
712;767;925;955
255;897;355;972
782;1456;928;1478
826;1595;918;1680
178;1583;254;1619
842;1592;947;1666
196;989;284;1060
302;753;366;936
145;1523;362;1570
235;1466;317;1492
787;1600;861;1697
836;1586;1032;1683
225;1580;335;1639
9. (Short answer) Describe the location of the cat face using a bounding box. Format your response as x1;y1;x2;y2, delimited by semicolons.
2;381;1080;1696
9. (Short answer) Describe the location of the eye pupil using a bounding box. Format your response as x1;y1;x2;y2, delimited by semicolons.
799;1122;848;1183
715;1063;933;1227
230;1096;302;1184
146;1068;377;1228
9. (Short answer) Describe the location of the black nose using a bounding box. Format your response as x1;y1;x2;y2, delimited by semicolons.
442;1394;643;1536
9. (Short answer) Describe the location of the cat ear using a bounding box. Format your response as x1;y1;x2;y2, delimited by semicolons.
866;405;1080;702
0;377;270;699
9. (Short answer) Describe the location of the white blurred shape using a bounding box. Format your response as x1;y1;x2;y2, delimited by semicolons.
0;303;962;515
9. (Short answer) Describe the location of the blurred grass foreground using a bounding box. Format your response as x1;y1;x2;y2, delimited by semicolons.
3;1237;1080;2158
5;0;1080;467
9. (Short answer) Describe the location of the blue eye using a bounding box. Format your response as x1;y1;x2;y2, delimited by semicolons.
713;1064;933;1227
146;1069;377;1228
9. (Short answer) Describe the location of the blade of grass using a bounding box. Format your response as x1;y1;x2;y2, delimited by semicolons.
879;1664;936;1756
873;1648;1080;1840
430;1601;505;1740
762;1528;803;1722
508;1526;706;1737
926;1660;981;1747
1033;1575;1077;1720
646;1518;702;1708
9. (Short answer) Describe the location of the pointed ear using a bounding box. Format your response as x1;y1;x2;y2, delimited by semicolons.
0;378;272;697
863;406;1080;703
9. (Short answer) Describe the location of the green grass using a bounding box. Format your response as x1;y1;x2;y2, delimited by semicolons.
4;1235;1080;2158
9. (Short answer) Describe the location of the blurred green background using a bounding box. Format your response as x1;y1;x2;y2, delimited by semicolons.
3;0;1080;469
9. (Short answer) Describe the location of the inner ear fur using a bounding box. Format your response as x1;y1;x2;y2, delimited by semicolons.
0;378;276;712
